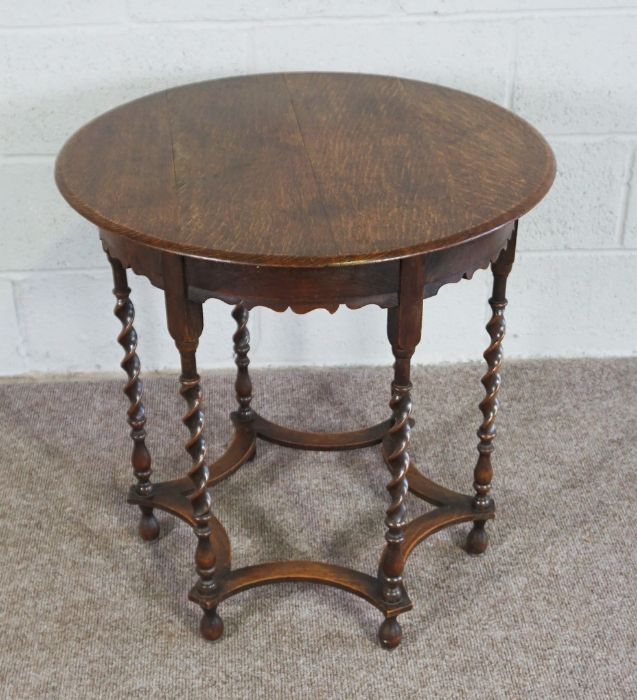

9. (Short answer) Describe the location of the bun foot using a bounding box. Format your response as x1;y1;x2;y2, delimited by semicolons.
378;616;402;650
200;608;224;641
466;521;489;555
138;508;160;541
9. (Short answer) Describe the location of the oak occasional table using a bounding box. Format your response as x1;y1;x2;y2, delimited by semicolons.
55;73;555;648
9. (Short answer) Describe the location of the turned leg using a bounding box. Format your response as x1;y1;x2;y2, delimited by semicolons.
467;228;517;555
178;348;222;639
379;360;412;649
232;303;253;420
107;253;159;541
231;303;256;460
163;255;222;640
378;257;423;649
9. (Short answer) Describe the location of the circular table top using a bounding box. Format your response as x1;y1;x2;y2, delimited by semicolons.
56;72;555;268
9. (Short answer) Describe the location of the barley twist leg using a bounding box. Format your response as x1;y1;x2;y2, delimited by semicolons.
378;257;423;649
163;254;222;640
178;350;222;639
107;253;159;541
467;229;516;555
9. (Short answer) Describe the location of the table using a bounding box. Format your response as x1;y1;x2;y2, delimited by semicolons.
55;73;555;648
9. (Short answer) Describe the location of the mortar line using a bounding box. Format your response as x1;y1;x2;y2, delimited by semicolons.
0;154;56;162
0;21;125;31
120;7;637;27
248;24;257;73
398;6;637;21
544;133;637;143
3;6;632;33
0;266;108;278
518;248;637;257
9;278;28;363
617;145;636;246
504;21;519;110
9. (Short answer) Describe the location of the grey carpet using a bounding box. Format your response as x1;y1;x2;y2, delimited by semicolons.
0;359;636;699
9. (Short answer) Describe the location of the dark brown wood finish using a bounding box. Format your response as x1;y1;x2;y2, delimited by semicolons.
466;226;517;555
232;304;254;422
379;256;423;648
162;254;221;639
107;253;159;541
57;73;554;267
252;413;394;451
55;73;555;649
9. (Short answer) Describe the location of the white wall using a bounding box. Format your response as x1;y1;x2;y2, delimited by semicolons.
1;0;636;376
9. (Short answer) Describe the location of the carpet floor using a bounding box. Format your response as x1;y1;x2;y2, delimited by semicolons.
1;359;636;699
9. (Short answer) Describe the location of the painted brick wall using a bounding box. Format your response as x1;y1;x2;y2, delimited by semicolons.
1;0;636;375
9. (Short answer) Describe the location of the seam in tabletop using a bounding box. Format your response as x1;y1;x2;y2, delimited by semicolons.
281;73;339;254
163;89;183;241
